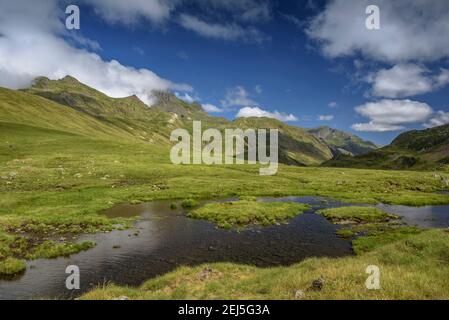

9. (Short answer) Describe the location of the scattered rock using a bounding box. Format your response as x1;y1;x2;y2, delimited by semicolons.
310;277;325;291
198;267;213;281
294;290;305;299
112;245;121;249
115;296;129;300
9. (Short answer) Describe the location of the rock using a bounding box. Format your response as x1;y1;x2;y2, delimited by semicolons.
294;290;305;299
116;296;129;300
113;245;121;249
310;277;325;291
198;268;213;281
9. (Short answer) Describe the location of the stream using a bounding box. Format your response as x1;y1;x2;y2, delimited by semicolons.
0;196;448;300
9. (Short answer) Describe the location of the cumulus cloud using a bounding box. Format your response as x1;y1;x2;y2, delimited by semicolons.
328;101;338;108
424;111;449;128
83;0;174;26
221;86;258;109
179;14;269;44
369;64;449;98
352;122;405;132
352;99;434;132
202;103;223;113
0;0;190;106
236;106;298;122
318;115;334;121
306;0;449;63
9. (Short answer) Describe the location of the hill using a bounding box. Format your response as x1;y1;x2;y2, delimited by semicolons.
308;126;378;156
14;76;341;166
323;124;449;170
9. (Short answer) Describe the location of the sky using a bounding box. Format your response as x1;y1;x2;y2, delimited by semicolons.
1;0;449;145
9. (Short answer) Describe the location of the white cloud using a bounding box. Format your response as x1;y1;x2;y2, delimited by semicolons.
83;0;173;26
318;115;334;121
221;86;258;109
254;84;262;94
328;101;338;108
307;0;449;63
352;122;405;132
424;111;449;128
175;92;200;103
236;106;298;122
178;14;269;44
352;99;433;132
202;103;223;113
0;0;190;106
369;64;449;98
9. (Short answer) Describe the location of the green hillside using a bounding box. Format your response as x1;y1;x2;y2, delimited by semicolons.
21;76;337;166
233;117;333;166
324;124;449;170
308;126;378;156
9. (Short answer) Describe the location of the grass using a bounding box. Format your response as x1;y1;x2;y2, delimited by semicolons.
0;257;26;276
317;206;398;223
317;206;423;256
188;200;309;229
1;121;449;277
81;229;449;300
181;198;199;209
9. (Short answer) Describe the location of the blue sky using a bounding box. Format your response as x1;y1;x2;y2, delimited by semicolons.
1;0;449;145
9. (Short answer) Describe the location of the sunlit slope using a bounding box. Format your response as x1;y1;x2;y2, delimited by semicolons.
324;124;449;170
0;87;138;141
22;76;336;166
308;126;378;156
233;117;333;166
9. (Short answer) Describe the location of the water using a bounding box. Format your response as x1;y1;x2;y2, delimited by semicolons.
0;196;448;300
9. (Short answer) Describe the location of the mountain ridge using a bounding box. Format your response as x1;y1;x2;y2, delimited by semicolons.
3;76;379;167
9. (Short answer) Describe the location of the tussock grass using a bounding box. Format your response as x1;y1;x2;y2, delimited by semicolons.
317;206;398;223
188;200;309;229
0;257;26;276
82;229;449;300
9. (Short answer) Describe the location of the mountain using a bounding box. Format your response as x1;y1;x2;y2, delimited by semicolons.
323;124;449;170
308;126;378;156
233;117;333;166
12;76;339;166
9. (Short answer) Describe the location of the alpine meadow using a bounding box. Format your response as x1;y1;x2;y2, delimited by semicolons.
1;0;449;304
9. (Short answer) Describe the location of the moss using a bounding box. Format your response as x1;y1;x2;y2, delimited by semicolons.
352;226;423;255
181;198;199;208
0;257;26;276
26;241;96;260
317;206;398;223
188;200;309;229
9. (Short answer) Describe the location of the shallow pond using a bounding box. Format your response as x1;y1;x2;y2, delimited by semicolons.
0;196;448;299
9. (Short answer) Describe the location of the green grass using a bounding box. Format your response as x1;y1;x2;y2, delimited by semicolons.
181;198;199;208
188;200;309;229
82;229;449;300
352;226;423;255
0;257;26;276
317;206;398;223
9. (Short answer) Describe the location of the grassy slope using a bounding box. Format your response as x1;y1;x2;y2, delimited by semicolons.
25;77;335;166
324;124;449;170
2;80;449;292
308;126;378;156
82;229;449;300
233;117;333;166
